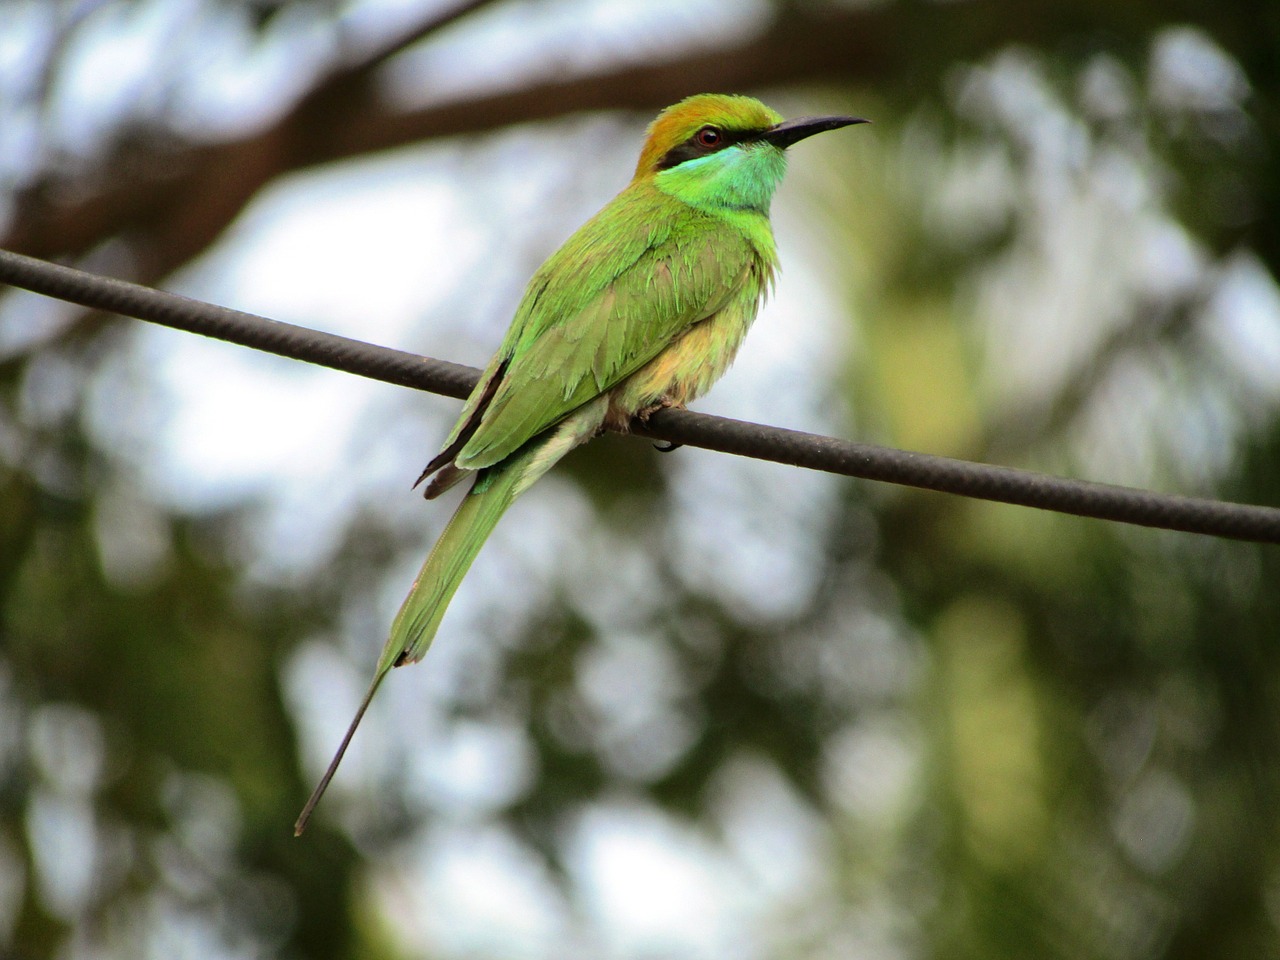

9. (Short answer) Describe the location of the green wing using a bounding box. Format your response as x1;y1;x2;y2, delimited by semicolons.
438;184;759;472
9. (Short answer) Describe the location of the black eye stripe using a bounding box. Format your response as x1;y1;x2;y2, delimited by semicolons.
655;127;764;171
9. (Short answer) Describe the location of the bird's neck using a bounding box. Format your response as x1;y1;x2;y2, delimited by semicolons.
649;145;788;214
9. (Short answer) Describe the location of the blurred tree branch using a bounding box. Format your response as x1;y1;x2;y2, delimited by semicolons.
3;0;509;282
16;0;1276;291
9;0;1279;303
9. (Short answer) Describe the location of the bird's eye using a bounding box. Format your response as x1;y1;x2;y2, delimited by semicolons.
695;126;722;148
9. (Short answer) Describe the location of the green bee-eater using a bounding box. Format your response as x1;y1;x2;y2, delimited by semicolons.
296;93;866;834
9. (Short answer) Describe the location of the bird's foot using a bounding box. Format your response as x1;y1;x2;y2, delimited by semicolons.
636;395;684;423
639;396;685;452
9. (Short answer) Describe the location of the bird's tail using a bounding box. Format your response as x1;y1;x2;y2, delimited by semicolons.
387;392;608;670
386;452;527;668
295;399;605;835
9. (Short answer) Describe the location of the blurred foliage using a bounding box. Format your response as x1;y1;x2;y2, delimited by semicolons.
3;0;1280;958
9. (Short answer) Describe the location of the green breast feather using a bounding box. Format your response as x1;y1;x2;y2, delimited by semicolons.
449;183;772;470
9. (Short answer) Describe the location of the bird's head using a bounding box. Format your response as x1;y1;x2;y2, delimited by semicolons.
634;94;867;212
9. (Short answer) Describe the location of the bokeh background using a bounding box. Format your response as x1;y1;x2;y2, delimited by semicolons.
4;0;1280;957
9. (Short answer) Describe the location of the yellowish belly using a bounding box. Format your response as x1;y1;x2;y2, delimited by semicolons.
605;294;759;430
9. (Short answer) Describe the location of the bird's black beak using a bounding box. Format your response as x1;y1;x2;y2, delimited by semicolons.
760;115;869;149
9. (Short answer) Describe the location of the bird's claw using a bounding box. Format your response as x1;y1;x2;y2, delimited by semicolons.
653;440;683;453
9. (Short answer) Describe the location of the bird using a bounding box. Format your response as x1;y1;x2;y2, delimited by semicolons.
295;93;867;835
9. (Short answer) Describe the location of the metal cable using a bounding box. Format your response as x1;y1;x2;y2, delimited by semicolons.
4;247;1279;544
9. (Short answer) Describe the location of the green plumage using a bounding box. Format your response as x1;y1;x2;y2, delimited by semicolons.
446;183;774;470
296;94;866;834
